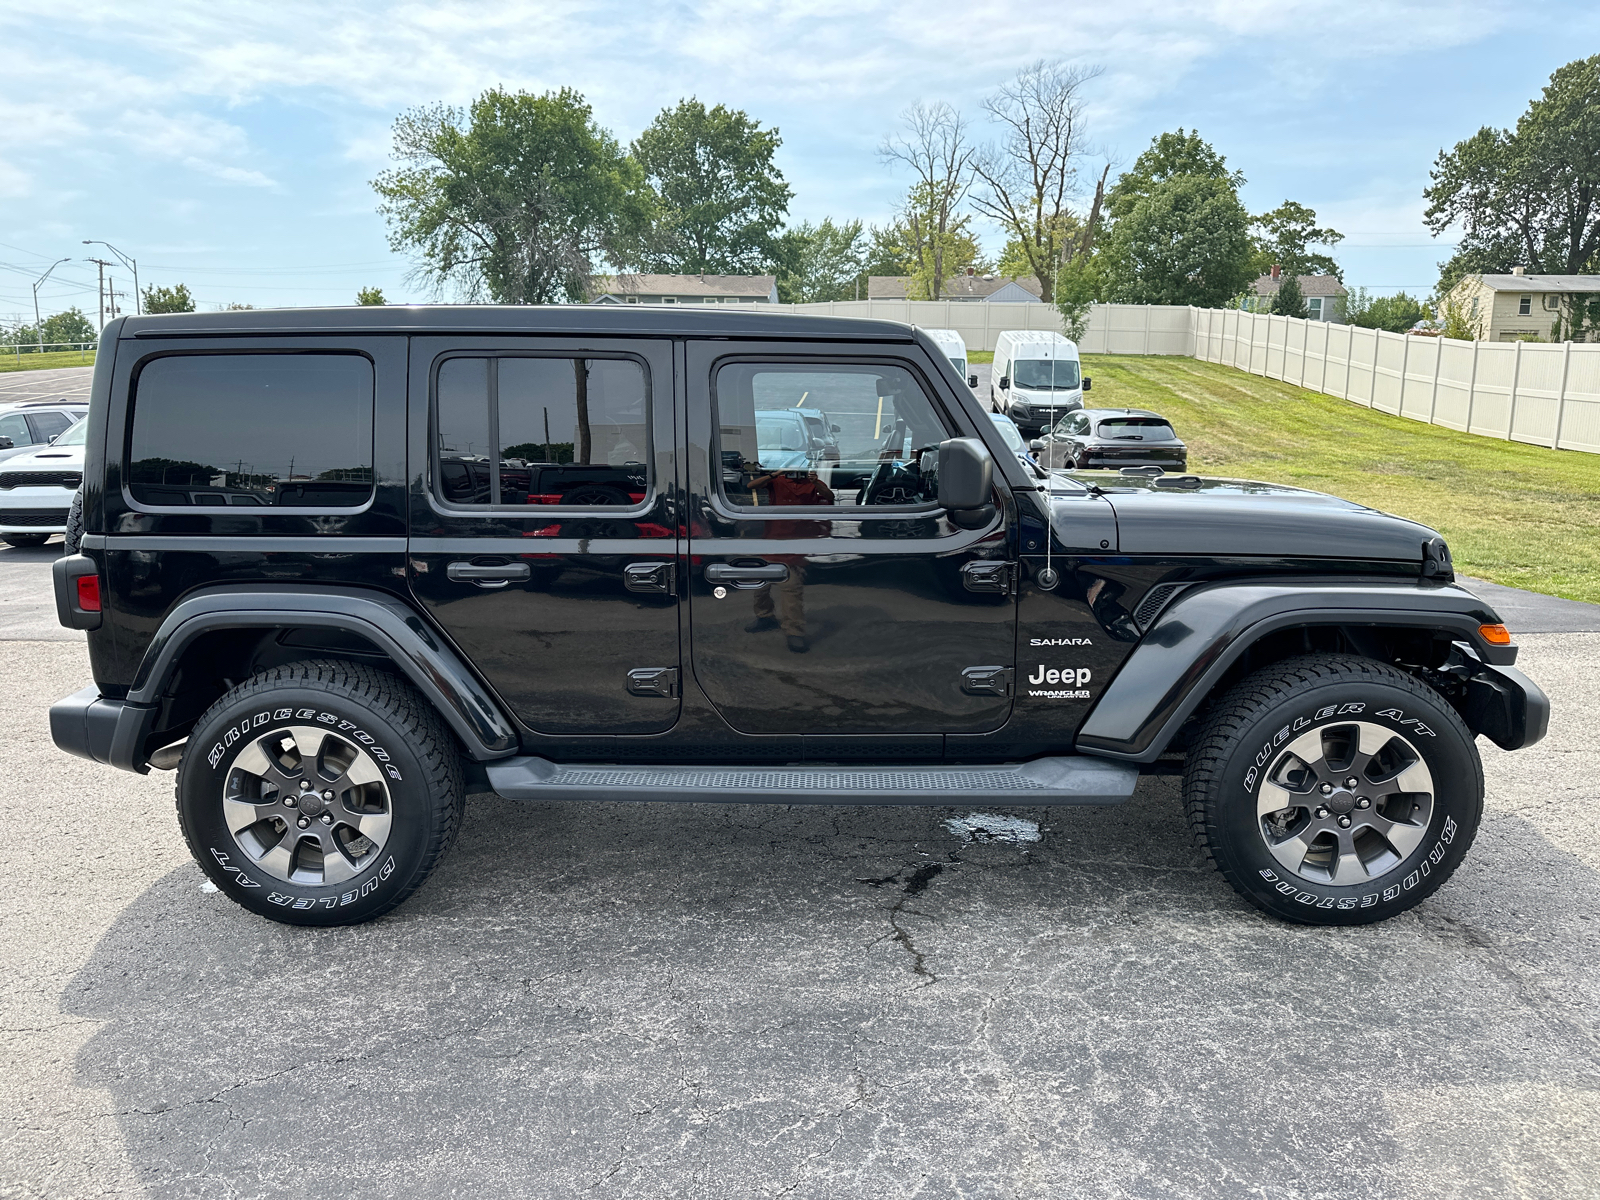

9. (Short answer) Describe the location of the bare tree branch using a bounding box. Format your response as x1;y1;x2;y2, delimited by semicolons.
880;102;977;299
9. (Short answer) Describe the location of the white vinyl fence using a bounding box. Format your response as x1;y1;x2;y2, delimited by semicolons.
753;300;1600;455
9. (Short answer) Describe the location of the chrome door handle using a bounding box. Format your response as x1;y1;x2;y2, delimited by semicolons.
447;561;531;587
704;562;789;589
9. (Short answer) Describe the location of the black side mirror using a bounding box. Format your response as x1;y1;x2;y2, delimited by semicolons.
0;437;11;450
1082;376;1092;391
830;423;841;433
968;374;978;388
937;437;995;529
998;376;1010;390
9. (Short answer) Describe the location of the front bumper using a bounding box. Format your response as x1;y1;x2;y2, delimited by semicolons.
0;486;75;532
1463;660;1550;750
50;685;157;774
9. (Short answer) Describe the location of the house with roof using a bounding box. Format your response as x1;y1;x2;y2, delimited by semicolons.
1442;269;1600;342
589;274;778;305
868;271;1043;303
1242;267;1348;322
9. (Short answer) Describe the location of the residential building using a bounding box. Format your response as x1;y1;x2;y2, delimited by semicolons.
1242;267;1348;322
589;274;778;305
1443;269;1600;342
868;272;1044;303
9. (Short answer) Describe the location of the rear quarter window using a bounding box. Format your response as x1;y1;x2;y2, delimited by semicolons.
127;353;374;508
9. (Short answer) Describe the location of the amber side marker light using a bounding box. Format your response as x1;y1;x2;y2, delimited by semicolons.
1479;623;1512;645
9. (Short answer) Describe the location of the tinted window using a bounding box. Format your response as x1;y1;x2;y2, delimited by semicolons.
0;413;32;445
129;354;373;508
714;362;952;508
29;411;72;441
435;356;649;507
1012;359;1080;390
1096;418;1176;440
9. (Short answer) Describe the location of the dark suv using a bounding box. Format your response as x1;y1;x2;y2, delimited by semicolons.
49;307;1547;928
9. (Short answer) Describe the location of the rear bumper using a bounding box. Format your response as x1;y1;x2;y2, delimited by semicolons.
50;685;156;774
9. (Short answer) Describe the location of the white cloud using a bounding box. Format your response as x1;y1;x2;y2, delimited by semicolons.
110;109;278;189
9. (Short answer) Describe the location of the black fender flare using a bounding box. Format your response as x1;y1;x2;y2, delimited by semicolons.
1074;581;1533;762
127;584;519;762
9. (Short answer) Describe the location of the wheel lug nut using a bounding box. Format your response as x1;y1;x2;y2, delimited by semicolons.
1338;815;1352;828
1345;777;1358;788
1315;806;1329;819
297;817;310;829
1356;797;1371;809
320;813;333;825
283;796;297;808
299;780;312;790
1320;783;1333;795
322;790;334;801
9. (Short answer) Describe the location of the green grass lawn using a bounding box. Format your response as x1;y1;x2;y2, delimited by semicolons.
1083;354;1600;604
967;350;994;364
0;348;97;373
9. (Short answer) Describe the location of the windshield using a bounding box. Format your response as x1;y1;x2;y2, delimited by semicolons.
1012;358;1080;390
988;414;1026;454
50;420;88;446
755;414;809;453
1097;418;1175;441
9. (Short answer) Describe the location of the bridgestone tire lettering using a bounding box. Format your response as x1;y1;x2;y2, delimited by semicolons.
1183;654;1484;927
176;659;464;928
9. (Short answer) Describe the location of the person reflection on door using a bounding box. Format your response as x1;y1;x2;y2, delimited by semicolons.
743;466;834;653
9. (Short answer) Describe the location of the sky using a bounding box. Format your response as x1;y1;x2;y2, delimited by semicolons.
2;0;1596;326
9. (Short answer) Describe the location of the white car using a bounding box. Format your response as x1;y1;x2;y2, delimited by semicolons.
0;417;85;547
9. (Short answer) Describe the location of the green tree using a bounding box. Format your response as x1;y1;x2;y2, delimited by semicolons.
629;98;791;274
355;286;386;305
1424;54;1600;293
142;283;195;314
373;87;648;304
3;308;97;350
1345;288;1428;333
1103;175;1255;307
774;218;867;302
1105;128;1244;223
1053;253;1107;341
1269;273;1306;317
1251;201;1343;279
896;181;988;299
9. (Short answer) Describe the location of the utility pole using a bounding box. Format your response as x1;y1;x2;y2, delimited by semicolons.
83;240;140;314
31;258;70;350
86;258;112;332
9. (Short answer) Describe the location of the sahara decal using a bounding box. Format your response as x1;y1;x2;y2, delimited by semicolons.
1029;637;1094;647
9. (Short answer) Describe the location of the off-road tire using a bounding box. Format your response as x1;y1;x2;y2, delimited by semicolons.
63;489;83;555
177;659;465;927
1184;654;1483;926
2;532;49;547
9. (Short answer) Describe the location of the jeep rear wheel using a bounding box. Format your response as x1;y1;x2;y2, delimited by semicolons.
1184;654;1483;926
176;659;465;926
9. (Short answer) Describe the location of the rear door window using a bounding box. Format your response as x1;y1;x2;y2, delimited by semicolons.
128;353;374;508
433;355;650;508
0;412;32;445
28;411;72;442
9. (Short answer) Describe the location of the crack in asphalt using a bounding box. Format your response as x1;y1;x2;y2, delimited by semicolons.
860;861;950;986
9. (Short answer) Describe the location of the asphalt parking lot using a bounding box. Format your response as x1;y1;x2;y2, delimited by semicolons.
4;537;1600;1198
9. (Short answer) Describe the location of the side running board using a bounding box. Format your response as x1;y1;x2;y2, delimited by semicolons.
484;755;1141;806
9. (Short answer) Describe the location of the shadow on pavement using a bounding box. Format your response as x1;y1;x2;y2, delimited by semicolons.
57;783;1600;1198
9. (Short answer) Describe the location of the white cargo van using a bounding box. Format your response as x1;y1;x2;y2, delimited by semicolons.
924;328;976;388
991;330;1090;434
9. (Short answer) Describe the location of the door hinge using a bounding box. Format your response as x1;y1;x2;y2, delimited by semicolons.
961;666;1014;697
623;561;677;594
626;667;680;698
961;561;1017;595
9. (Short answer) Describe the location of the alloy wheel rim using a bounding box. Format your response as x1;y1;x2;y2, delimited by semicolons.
1255;721;1434;885
221;725;393;886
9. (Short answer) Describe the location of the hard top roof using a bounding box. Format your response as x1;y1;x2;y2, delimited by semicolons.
116;304;918;342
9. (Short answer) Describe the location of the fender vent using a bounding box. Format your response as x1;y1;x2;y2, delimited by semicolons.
1132;583;1186;632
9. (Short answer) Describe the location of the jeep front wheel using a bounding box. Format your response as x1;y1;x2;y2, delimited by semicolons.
176;660;465;926
1184;654;1483;925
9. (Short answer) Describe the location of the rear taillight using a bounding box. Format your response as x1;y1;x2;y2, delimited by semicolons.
76;574;101;612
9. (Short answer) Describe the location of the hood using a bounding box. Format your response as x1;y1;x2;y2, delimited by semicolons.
1051;473;1439;562
3;444;84;471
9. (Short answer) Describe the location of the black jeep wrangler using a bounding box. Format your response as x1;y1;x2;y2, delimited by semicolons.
49;307;1548;927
